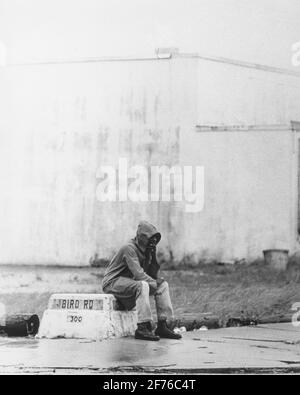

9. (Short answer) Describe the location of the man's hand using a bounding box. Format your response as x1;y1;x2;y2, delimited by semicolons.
146;244;156;255
149;281;158;293
156;277;165;286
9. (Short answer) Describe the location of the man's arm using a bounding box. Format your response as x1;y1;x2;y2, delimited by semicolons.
146;247;160;279
124;246;157;289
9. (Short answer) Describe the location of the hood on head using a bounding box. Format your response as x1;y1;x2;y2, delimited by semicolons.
136;220;161;249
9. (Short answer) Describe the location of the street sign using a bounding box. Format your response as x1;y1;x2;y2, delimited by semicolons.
38;293;137;340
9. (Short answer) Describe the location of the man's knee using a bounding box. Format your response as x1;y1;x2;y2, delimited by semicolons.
156;280;169;295
136;281;150;297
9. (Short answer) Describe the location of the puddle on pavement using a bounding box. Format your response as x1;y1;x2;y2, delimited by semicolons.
193;338;225;344
250;344;285;351
1;339;39;349
280;360;300;365
106;341;169;364
223;336;289;343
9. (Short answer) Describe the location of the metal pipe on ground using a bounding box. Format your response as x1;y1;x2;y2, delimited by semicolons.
0;314;40;337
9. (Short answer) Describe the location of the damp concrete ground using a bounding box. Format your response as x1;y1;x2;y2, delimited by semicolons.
0;323;299;374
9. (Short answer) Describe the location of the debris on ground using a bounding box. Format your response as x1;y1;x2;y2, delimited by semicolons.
169;315;220;331
173;326;187;334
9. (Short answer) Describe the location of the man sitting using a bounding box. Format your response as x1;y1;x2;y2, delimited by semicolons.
102;220;182;341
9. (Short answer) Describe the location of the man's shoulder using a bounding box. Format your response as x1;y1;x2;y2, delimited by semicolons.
118;240;138;255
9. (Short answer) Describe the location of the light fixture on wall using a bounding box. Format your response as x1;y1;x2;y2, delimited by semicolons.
155;47;179;59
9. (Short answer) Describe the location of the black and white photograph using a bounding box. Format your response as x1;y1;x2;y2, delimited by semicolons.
0;0;300;379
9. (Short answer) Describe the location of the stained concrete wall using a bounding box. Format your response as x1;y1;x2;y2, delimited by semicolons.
180;127;298;263
0;55;299;265
0;58;195;265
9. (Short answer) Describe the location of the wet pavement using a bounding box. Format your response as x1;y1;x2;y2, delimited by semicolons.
0;323;299;374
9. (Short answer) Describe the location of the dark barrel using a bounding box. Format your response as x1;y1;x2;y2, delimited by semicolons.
3;314;40;337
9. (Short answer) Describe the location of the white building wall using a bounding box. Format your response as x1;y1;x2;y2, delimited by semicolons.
0;56;299;265
180;127;297;263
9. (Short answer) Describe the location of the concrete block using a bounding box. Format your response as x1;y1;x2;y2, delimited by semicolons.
37;294;137;340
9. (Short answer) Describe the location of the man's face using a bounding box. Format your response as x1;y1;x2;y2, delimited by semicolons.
148;235;159;248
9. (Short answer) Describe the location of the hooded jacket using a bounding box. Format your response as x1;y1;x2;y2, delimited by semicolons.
102;221;161;290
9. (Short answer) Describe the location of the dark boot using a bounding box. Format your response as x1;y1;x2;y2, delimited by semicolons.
135;322;160;341
155;319;182;339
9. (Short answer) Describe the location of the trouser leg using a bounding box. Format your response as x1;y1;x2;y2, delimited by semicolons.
135;281;153;324
153;281;174;321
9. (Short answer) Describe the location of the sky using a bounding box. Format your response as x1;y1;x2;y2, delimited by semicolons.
0;0;299;70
